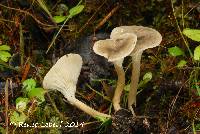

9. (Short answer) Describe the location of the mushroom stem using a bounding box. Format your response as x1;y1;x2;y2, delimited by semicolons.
128;51;143;114
71;98;111;118
112;60;125;112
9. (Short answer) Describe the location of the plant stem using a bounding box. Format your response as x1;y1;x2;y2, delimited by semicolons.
46;0;83;53
4;79;9;134
46;15;71;54
171;0;193;57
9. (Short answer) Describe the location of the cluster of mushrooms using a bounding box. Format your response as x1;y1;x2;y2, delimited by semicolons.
43;25;162;119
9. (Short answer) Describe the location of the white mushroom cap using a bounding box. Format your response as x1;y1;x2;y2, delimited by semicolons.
43;53;111;118
43;54;82;102
93;33;137;62
110;25;162;55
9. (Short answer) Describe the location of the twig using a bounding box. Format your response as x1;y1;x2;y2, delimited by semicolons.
0;18;15;23
86;84;111;102
166;79;188;133
0;3;53;27
19;24;24;67
21;59;30;81
4;79;9;134
78;0;107;33
184;2;200;17
95;4;120;31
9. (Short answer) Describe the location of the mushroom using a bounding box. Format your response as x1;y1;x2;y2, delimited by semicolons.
43;54;110;118
111;26;162;114
93;33;137;112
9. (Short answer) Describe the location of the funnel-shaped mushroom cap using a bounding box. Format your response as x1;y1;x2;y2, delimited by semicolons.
93;33;137;62
111;26;162;54
43;54;82;102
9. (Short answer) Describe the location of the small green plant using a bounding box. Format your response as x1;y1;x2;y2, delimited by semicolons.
0;44;11;62
168;46;185;57
123;72;153;107
53;4;84;23
194;46;200;61
10;78;46;125
168;46;187;69
22;78;46;102
0;126;6;134
183;28;200;96
183;28;200;42
46;1;84;53
183;28;200;61
95;115;112;134
176;60;187;68
124;72;153;93
195;122;200;130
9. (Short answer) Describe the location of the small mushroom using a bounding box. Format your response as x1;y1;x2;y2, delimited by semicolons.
43;54;110;118
111;26;162;114
93;33;137;112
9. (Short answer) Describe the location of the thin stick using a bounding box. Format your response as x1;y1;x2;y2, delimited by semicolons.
46;1;83;53
95;4;120;31
184;2;200;17
4;79;9;134
170;0;193;57
85;84;111;102
78;0;107;33
0;3;53;27
19;24;24;67
165;80;188;133
46;15;70;54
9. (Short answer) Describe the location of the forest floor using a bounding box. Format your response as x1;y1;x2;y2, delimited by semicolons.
0;0;200;134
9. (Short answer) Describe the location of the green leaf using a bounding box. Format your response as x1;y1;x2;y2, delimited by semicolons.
53;16;68;23
28;88;46;102
125;72;152;92
194;45;200;61
124;84;130;91
0;126;6;134
176;60;187;68
195;123;200;130
183;28;200;42
0;51;11;62
16;97;29;112
0;45;10;51
69;5;84;18
143;72;152;81
10;111;27;125
138;72;153;89
168;46;185;57
95;115;110;123
22;78;36;92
